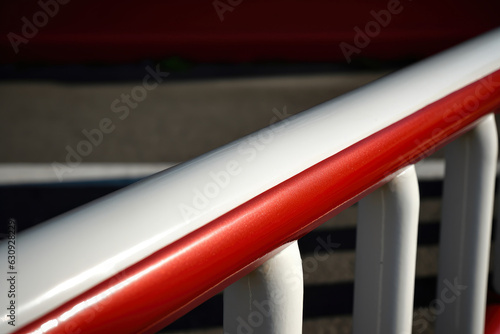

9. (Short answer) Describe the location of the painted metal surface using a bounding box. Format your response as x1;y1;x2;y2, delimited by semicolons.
2;29;500;333
353;165;419;334
13;70;500;333
435;115;498;333
224;241;303;334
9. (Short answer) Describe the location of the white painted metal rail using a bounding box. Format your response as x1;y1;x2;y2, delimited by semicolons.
1;28;500;334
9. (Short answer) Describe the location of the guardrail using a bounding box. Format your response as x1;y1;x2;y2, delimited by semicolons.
2;28;500;334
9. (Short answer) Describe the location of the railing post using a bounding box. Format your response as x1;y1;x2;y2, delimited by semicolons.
353;165;420;334
436;114;498;333
223;241;303;334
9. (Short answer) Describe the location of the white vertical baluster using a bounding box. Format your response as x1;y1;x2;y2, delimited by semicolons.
353;165;420;334
223;241;303;334
436;114;498;333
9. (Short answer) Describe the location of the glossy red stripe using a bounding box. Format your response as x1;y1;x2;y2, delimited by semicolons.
17;69;500;333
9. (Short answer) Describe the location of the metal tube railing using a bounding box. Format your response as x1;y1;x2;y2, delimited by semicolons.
353;165;420;334
224;241;303;334
436;115;498;333
2;28;500;334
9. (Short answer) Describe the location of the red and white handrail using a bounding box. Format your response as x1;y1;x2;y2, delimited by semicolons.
2;28;500;333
